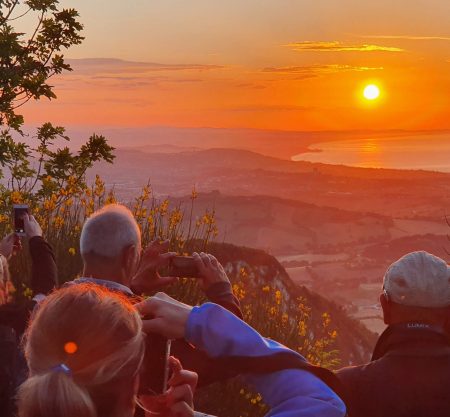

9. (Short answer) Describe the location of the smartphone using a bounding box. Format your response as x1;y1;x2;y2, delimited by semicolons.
168;256;199;278
13;204;29;236
139;332;171;396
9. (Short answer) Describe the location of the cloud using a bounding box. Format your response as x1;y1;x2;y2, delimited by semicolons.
235;82;267;90
363;35;450;41
262;64;383;76
54;58;220;90
287;41;404;52
227;104;312;112
65;58;224;74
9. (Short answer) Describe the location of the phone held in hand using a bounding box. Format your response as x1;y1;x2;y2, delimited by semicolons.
13;204;29;236
139;332;171;396
168;256;199;278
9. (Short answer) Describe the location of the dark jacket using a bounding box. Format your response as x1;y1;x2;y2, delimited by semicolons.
0;236;57;336
337;323;450;417
0;236;57;417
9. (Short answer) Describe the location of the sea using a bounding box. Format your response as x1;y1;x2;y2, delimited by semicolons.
292;132;450;173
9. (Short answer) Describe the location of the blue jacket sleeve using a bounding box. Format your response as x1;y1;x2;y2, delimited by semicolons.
186;303;346;417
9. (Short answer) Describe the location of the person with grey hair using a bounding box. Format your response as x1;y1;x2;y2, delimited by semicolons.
75;204;242;314
77;203;175;294
70;203;244;391
336;251;450;417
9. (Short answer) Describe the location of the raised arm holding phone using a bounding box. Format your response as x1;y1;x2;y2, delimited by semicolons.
0;210;57;417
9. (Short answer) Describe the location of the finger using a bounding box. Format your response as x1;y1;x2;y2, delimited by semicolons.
160;252;177;258
6;233;16;242
192;252;204;270
166;384;193;408
199;252;212;268
154;274;178;287
154;291;173;299
141;317;167;336
168;401;194;417
158;251;177;266
168;370;198;391
135;297;160;317
148;239;170;254
168;356;183;374
208;254;219;267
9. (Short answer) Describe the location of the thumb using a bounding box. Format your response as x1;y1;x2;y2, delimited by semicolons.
142;317;167;335
156;275;178;286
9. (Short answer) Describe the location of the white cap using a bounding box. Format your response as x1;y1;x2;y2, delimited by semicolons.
383;251;450;308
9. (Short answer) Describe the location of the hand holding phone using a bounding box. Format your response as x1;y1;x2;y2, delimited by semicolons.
0;233;21;259
139;331;171;396
13;204;29;236
168;256;199;278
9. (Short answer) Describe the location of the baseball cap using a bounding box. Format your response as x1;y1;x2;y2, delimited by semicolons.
383;251;450;308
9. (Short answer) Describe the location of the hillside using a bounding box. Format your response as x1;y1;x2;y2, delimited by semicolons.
89;147;450;218
172;191;392;255
208;242;377;366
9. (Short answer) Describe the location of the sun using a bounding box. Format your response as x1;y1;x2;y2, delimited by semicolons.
363;84;380;100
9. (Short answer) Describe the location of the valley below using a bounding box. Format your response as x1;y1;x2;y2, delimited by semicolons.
88;143;450;335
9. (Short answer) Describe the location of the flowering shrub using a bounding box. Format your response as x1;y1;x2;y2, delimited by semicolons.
1;177;338;417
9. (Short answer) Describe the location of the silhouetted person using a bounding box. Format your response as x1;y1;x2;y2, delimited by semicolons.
337;251;450;417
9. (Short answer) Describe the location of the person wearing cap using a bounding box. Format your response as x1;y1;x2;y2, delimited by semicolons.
336;251;450;417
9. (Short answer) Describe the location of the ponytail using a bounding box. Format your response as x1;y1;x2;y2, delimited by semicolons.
18;370;96;417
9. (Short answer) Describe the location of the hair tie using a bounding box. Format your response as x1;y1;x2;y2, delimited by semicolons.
51;363;72;377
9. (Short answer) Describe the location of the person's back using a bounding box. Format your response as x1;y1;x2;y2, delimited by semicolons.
338;323;450;417
337;251;450;417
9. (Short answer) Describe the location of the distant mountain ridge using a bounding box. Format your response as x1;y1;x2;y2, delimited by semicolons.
88;147;450;219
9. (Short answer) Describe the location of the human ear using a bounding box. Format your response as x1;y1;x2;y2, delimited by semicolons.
122;245;140;281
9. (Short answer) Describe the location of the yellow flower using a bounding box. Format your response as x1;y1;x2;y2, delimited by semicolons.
262;285;270;293
68;247;76;256
275;290;282;305
159;199;169;216
53;216;64;229
10;190;23;204
22;286;33;300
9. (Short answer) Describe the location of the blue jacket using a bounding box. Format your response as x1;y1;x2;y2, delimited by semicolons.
187;303;346;417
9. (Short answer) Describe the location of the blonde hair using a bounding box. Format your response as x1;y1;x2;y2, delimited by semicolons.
17;284;145;417
0;254;14;305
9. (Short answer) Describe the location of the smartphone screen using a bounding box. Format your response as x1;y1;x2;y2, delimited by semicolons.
13;204;29;236
139;333;171;396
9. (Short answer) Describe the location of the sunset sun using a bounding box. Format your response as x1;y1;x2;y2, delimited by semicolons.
363;84;380;100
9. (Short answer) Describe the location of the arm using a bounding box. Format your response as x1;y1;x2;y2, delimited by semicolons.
138;297;346;417
28;236;57;295
193;252;243;319
24;215;57;296
187;304;345;417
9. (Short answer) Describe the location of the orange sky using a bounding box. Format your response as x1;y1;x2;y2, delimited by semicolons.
21;0;450;132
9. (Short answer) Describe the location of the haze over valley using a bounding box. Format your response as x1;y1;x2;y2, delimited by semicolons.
87;134;450;334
